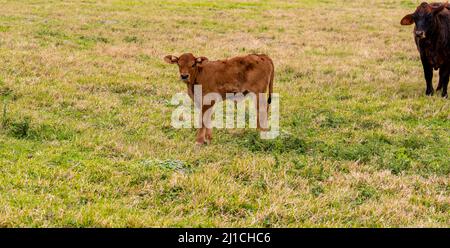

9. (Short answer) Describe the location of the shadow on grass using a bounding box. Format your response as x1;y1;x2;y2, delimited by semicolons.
232;130;307;154
2;115;76;141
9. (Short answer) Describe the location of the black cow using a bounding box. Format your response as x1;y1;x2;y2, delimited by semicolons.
401;2;450;98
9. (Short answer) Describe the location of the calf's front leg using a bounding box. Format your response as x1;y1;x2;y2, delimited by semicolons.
195;104;215;145
195;127;207;145
205;128;213;143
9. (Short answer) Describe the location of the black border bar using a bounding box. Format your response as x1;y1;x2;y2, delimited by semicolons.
0;228;448;247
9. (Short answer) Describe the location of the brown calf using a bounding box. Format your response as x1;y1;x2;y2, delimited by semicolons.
164;53;275;145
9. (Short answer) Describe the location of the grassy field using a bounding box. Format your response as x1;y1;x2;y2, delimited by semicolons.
0;0;449;227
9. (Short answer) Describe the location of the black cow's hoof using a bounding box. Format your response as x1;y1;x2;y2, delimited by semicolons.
442;93;448;98
426;89;434;96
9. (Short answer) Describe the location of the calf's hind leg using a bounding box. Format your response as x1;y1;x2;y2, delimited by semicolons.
256;93;269;131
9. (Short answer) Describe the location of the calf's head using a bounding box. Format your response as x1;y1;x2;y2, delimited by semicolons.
164;53;208;83
401;2;448;39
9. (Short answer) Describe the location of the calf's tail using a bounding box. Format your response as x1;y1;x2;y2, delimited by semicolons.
267;59;274;105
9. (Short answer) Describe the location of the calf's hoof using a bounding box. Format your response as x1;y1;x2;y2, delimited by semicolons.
442;92;448;98
205;135;212;144
195;139;208;146
425;89;434;96
194;142;206;151
258;127;270;132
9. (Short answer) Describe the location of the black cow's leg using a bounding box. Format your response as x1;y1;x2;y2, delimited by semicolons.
438;65;449;98
436;80;443;91
421;56;434;96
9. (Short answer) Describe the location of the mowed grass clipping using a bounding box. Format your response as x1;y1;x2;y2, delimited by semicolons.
0;0;449;227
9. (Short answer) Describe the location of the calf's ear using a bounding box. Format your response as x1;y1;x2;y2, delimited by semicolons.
164;55;179;64
195;56;208;64
400;14;414;25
